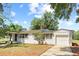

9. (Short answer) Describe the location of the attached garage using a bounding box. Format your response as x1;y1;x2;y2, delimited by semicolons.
56;35;69;46
54;29;73;46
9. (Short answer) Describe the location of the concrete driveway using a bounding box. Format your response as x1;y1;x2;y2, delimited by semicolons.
40;46;74;56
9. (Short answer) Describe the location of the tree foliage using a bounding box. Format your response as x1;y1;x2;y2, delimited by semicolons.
0;3;4;13
50;3;76;21
31;18;41;30
0;3;7;38
31;11;59;30
0;18;4;27
74;31;79;40
50;3;79;23
7;24;22;32
34;32;45;44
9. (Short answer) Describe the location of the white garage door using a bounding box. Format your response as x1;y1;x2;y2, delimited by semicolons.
56;35;69;46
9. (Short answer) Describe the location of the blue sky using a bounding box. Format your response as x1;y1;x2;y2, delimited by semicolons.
4;3;79;30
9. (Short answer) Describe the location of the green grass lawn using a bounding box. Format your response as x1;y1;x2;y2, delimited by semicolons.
0;38;9;43
73;40;79;45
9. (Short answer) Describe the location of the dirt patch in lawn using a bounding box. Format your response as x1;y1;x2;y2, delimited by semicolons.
0;44;52;56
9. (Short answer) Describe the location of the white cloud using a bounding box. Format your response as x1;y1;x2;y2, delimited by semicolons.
30;3;39;8
59;20;74;27
75;15;79;19
29;3;54;16
14;20;18;24
23;21;27;24
29;3;39;15
34;14;42;18
40;4;54;13
66;21;73;26
59;20;74;30
11;11;16;17
20;4;23;8
76;4;79;10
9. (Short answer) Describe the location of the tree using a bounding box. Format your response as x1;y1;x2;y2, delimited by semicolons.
7;24;22;44
34;32;45;44
31;18;41;30
50;3;76;21
42;11;59;30
0;17;8;39
0;3;4;28
7;24;22;32
0;18;4;27
49;3;79;23
74;31;79;40
0;3;7;38
0;3;4;14
31;11;59;30
31;12;59;45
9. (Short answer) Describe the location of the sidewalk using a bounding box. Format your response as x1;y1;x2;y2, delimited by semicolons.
40;46;74;56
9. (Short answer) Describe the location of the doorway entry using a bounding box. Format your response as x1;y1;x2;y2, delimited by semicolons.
15;34;17;41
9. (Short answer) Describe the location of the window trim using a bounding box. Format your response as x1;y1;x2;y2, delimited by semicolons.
45;34;53;39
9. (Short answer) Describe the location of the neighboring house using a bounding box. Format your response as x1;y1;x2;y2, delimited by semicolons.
7;29;73;46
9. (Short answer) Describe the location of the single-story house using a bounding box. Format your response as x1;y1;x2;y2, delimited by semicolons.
7;29;73;46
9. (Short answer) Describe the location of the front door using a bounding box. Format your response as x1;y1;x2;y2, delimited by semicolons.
15;34;17;41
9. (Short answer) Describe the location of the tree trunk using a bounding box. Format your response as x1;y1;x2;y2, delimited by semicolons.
38;41;40;44
41;41;43;45
38;41;43;45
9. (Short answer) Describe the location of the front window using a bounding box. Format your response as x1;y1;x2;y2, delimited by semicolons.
25;34;28;38
19;34;28;38
45;34;52;39
19;34;24;38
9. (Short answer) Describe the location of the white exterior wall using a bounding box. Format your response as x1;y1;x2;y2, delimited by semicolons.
24;34;38;44
44;35;55;45
17;34;38;44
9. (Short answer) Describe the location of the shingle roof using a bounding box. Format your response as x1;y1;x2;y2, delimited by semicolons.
7;29;73;34
7;30;53;34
